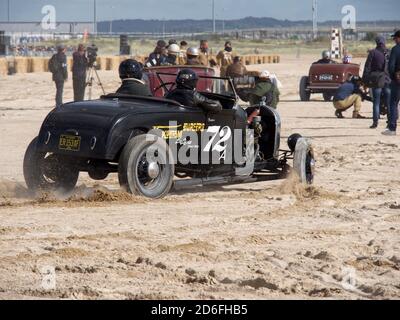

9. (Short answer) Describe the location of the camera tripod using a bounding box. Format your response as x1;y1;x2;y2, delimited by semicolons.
86;64;105;100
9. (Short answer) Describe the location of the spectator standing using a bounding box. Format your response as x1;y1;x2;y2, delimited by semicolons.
72;44;89;102
363;36;391;129
49;44;68;108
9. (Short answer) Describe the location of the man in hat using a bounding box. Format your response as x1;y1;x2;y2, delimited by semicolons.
49;44;68;107
383;30;400;136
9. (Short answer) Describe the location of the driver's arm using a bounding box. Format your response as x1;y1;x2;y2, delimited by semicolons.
193;92;223;113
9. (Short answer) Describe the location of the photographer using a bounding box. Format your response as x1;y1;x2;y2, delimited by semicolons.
72;44;89;102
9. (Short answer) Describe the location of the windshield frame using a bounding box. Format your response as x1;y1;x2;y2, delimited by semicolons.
155;72;238;99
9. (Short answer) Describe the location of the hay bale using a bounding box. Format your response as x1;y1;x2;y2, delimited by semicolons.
14;57;29;73
107;56;120;71
0;58;8;76
96;56;107;70
43;57;50;72
30;58;46;73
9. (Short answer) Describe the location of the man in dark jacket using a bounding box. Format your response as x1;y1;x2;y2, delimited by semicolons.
383;30;400;136
72;44;89;102
49;44;68;107
146;40;167;67
363;36;391;129
333;75;366;119
116;59;152;97
166;69;222;113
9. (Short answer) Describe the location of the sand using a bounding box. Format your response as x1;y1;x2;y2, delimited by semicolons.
0;55;399;300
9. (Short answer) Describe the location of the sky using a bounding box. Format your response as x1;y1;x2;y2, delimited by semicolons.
0;0;399;22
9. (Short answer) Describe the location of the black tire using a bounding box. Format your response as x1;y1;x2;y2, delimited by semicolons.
118;134;174;198
323;92;333;102
293;138;315;184
299;76;311;101
23;137;79;194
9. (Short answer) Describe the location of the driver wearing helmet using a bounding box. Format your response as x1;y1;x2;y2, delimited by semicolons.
314;50;336;64
166;69;222;113
116;59;152;97
186;47;201;65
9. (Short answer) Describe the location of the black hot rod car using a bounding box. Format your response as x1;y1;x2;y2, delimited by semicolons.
24;66;315;198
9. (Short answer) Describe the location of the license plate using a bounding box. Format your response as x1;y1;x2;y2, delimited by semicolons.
59;135;81;151
319;74;333;81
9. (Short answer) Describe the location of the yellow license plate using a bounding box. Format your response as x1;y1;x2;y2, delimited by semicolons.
59;135;81;151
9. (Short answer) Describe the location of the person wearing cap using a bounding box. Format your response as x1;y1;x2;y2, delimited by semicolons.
383;30;400;136
186;47;201;65
72;44;89;102
48;44;68;107
245;70;280;109
216;41;236;76
146;40;167;67
333;75;366;119
363;35;391;129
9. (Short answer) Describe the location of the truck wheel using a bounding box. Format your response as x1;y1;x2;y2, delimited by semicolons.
23;137;79;194
293;138;315;184
323;92;333;102
299;76;311;101
118;134;174;198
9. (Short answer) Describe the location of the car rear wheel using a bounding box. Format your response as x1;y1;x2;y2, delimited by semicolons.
293;138;315;184
118;134;174;198
23;137;79;194
299;76;311;101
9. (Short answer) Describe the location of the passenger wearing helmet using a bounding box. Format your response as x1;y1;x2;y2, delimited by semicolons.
245;70;280;109
116;59;152;97
162;44;180;66
314;50;336;64
186;47;201;65
166;69;222;113
146;40;168;67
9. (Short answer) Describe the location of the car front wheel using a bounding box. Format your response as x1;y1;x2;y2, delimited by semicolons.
293;138;315;184
118;134;174;198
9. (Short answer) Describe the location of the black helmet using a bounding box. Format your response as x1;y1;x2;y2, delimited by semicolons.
119;59;143;80
287;133;302;152
176;69;199;90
